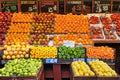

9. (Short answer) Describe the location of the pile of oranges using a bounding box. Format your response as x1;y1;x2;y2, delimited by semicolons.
54;33;93;45
54;13;90;33
86;46;115;59
5;33;30;45
11;12;34;22
8;23;31;33
5;23;31;45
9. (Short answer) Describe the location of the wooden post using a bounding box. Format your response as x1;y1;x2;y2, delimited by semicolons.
92;0;94;13
82;0;84;14
57;0;59;13
18;0;21;12
64;0;67;14
36;0;38;13
111;0;113;13
0;1;2;12
53;64;61;80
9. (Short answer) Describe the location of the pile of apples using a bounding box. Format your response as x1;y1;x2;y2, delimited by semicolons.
0;12;13;45
0;12;13;22
5;33;29;45
101;16;112;25
87;46;115;59
33;13;55;23
30;46;57;58
72;60;95;76
8;23;31;33
54;14;90;33
0;59;42;76
0;22;10;33
116;25;120;35
111;14;120;36
103;25;117;40
12;12;34;22
89;16;100;24
31;23;54;34
2;43;29;59
91;27;104;39
111;13;120;25
0;34;5;45
89;60;117;77
29;34;52;45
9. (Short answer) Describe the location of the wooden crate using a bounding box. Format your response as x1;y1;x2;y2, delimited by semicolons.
15;64;44;80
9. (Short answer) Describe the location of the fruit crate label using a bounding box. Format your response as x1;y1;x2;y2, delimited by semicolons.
21;1;37;12
63;40;75;47
73;58;85;62
94;0;111;13
87;58;98;63
46;59;57;63
66;0;82;13
1;0;18;12
41;1;57;13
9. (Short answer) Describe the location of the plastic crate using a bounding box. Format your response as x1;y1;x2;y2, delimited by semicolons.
15;65;43;80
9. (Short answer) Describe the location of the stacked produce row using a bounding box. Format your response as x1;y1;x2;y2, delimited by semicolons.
0;12;13;45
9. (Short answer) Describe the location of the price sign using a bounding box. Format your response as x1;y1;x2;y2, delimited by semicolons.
21;0;37;12
87;58;98;63
94;0;111;13
66;0;82;13
63;40;75;47
41;0;58;13
73;58;85;62
46;59;57;63
1;0;18;12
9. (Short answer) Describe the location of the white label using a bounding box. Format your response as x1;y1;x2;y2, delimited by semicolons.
63;40;75;47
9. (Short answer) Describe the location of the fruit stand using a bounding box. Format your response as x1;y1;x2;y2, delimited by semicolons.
0;12;120;80
0;0;120;80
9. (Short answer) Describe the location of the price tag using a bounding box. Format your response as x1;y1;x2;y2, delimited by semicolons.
87;58;98;63
48;41;54;46
63;40;75;47
73;58;85;62
46;59;57;63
